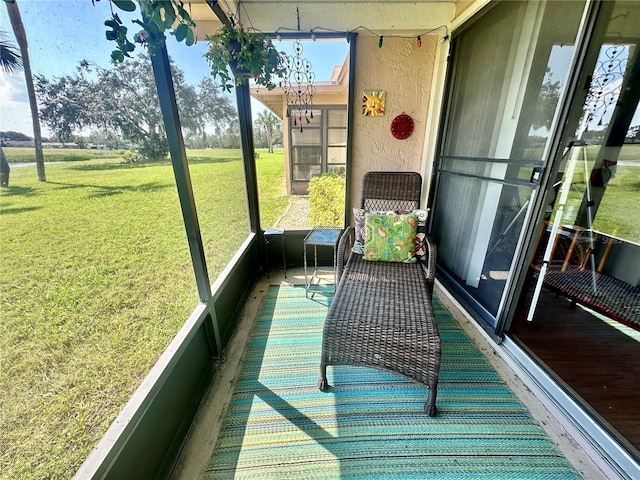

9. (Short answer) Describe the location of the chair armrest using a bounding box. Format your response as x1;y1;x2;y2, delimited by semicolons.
336;226;354;284
420;235;437;298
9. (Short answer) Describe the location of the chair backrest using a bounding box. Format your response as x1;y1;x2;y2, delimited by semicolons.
361;171;422;211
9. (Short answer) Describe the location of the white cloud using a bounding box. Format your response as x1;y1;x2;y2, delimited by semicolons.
0;73;27;102
0;73;49;136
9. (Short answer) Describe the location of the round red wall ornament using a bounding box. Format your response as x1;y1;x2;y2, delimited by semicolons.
390;113;414;139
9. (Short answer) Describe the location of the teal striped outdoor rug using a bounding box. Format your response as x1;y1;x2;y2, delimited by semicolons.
204;285;581;479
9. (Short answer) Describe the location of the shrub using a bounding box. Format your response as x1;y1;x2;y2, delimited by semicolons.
308;173;345;227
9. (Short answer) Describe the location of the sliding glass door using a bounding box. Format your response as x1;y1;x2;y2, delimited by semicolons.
431;0;586;327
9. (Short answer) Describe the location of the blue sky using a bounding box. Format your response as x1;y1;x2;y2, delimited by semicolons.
0;0;348;137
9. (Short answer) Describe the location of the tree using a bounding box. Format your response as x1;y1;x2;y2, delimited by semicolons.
87;130;122;150
1;131;31;141
197;77;235;148
221;120;241;149
254;111;281;153
36;55;221;161
530;68;561;132
1;30;23;187
0;145;9;187
0;31;21;73
5;0;46;181
175;81;201;141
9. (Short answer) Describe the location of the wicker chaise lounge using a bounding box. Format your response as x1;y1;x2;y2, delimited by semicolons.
317;172;441;416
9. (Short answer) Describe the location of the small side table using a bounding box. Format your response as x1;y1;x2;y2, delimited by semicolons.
304;227;342;298
264;228;286;279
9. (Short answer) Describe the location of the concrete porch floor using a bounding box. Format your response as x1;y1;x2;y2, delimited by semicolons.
171;268;613;479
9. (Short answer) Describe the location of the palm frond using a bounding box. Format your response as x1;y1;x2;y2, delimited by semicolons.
0;33;22;74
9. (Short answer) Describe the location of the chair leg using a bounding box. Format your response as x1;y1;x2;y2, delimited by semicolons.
424;385;437;417
317;363;329;391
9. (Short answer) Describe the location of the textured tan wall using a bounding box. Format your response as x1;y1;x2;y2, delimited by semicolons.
350;34;437;212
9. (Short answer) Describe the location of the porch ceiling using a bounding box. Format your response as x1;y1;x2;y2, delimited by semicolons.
189;0;456;39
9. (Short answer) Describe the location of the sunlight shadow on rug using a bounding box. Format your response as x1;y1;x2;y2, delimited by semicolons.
205;285;581;479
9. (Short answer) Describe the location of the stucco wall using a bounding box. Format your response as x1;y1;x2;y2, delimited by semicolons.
350;34;437;213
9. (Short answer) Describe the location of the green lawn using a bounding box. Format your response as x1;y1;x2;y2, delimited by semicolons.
556;144;640;243
3;146;127;163
0;148;289;479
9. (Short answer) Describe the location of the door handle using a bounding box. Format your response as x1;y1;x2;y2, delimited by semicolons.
530;167;543;185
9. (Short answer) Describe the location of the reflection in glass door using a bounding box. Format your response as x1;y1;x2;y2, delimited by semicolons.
510;1;640;460
524;0;640;324
431;0;586;327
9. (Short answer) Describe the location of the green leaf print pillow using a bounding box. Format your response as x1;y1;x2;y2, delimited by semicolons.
363;213;417;263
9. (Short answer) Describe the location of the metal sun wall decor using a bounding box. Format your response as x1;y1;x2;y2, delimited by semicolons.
362;90;386;116
280;40;316;132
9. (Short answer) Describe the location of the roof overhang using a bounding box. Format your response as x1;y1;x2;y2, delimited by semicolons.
250;50;350;119
189;0;455;38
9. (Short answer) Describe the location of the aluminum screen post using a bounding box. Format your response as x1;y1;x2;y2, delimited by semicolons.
150;43;222;354
235;81;261;233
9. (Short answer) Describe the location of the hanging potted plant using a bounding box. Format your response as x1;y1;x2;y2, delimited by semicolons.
205;23;285;92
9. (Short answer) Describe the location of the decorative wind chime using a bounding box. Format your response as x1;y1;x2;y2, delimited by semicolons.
279;6;316;132
583;43;628;131
580;8;630;135
280;40;316;132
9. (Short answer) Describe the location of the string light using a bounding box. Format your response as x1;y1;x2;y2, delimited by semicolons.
273;25;449;46
326;24;449;48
